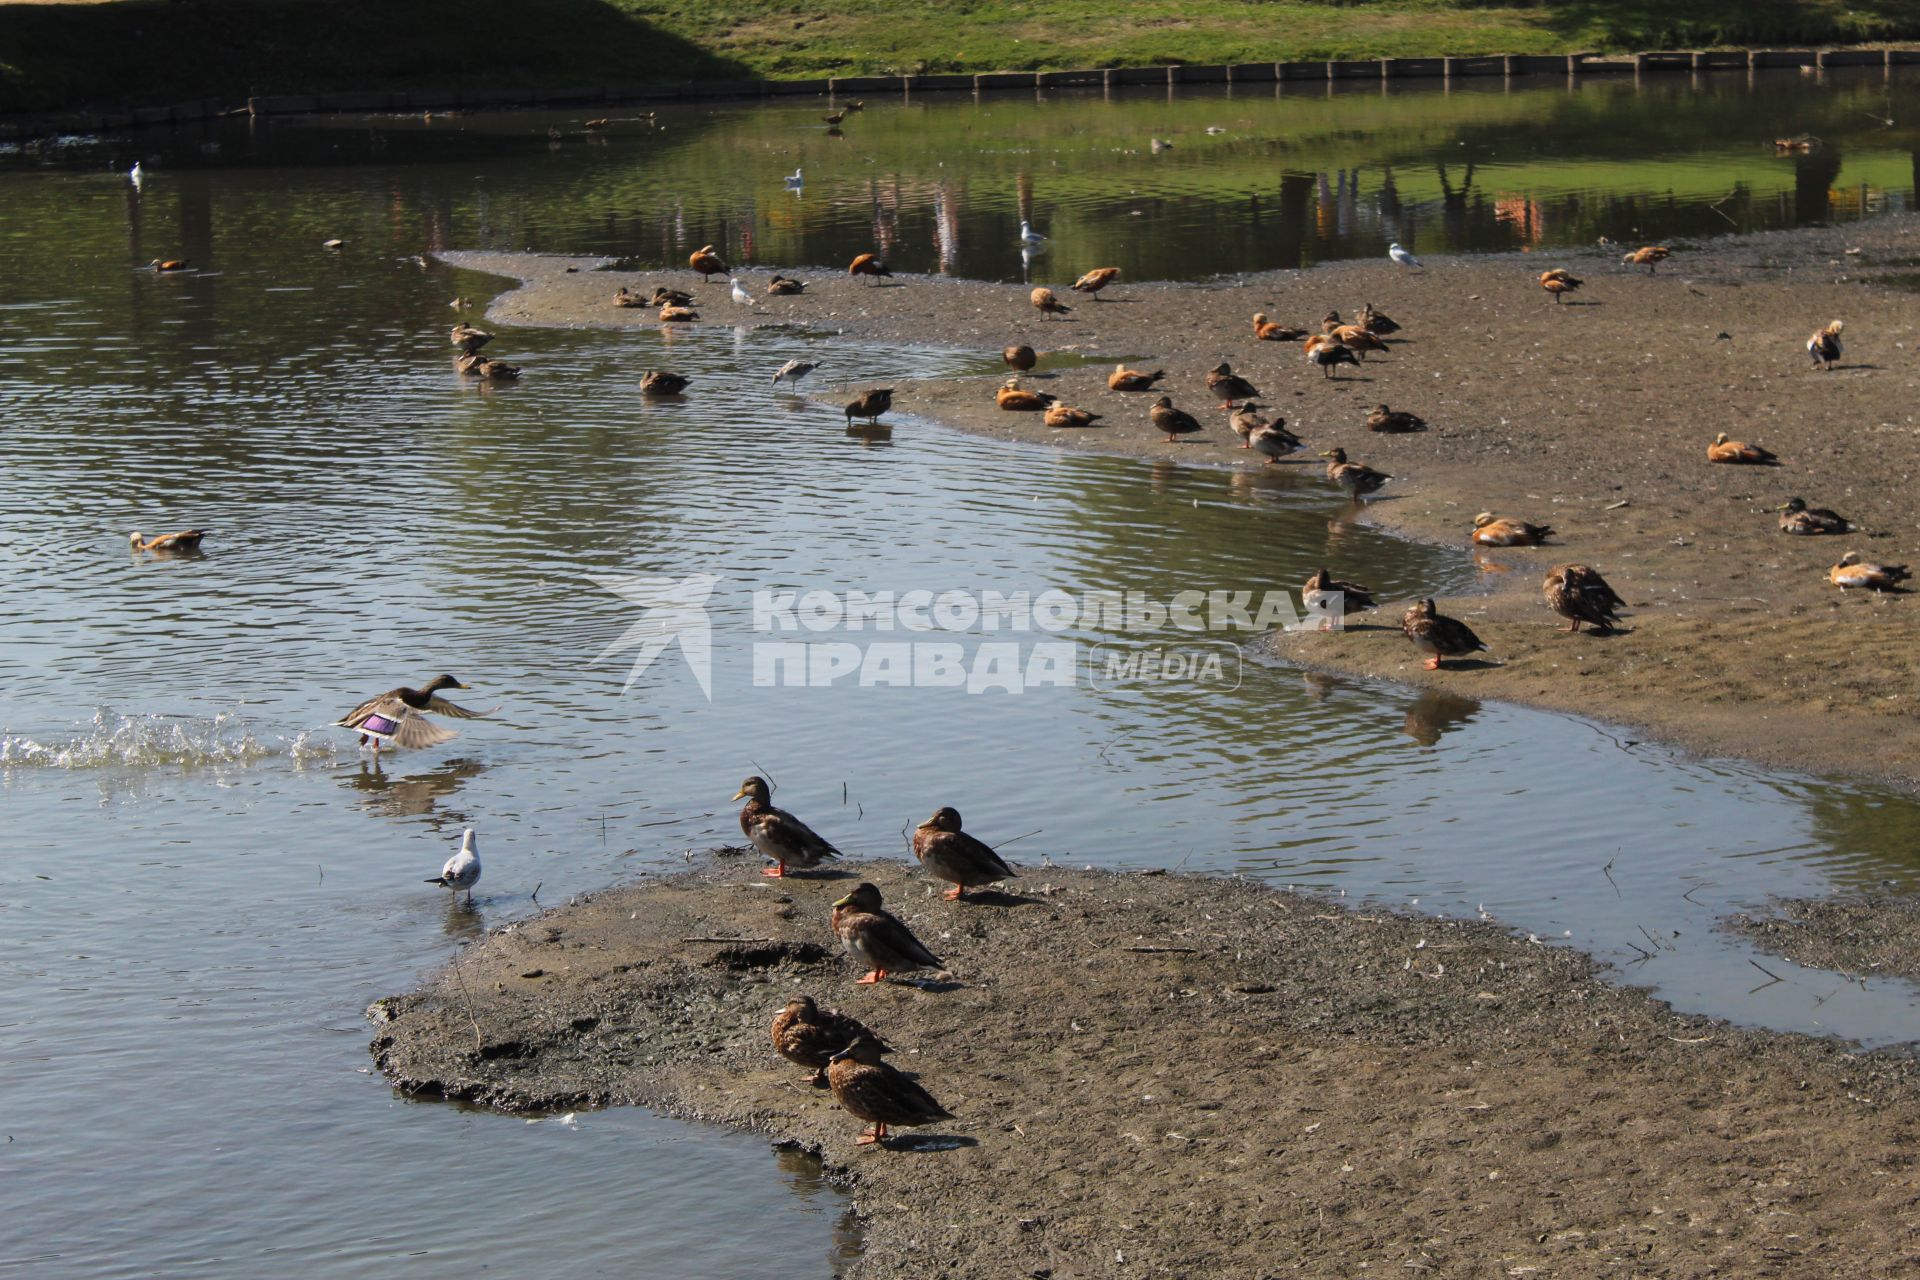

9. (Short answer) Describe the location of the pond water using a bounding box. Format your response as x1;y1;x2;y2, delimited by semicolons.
4;67;1920;1278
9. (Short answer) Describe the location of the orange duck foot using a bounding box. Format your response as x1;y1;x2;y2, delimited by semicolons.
855;970;886;985
762;864;786;878
943;885;965;901
1424;657;1441;670
856;1125;888;1145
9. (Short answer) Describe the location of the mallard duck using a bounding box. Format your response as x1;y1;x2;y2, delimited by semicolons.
848;253;891;285
1543;564;1625;632
1003;344;1037;371
1320;447;1390;497
1150;395;1204;443
830;882;943;983
689;244;728;281
1321;309;1344;333
1808;320;1843;370
450;323;492;354
1831;551;1910;591
1071;267;1120;299
337;675;485;754
1621;246;1671;274
827;1035;953;1146
1539;270;1583;303
912;807;1015;899
1044;403;1102;428
1328;326;1388;360
772;995;887;1086
772;359;818;387
424;828;480;902
1472;512;1553;546
996;378;1055;411
733;775;841;877
844;100;866;112
457;353;520;381
1356;302;1401;335
150;258;189;272
823;110;846;126
1777;496;1850;535
767;275;807;296
845;387;894;425
1229;402;1267;446
1252;313;1308;342
1367;404;1425;433
650;286;695;308
1402;599;1488;669
658;304;699;323
1108;364;1165;392
1305;337;1359;379
1205;362;1259;409
128;529;207;553
1303;568;1376;616
613;286;648;308
1708;432;1777;465
1249;421;1302;464
640;370;689;396
1030;287;1072;320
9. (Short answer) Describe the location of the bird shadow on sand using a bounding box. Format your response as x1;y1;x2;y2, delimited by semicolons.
890;976;967;992
1436;658;1503;671
879;1133;977;1153
1830;363;1883;373
1559;300;1604;307
952;888;1044;908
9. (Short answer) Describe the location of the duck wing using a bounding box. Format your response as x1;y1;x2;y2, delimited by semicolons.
845;1063;953;1125
390;712;461;749
747;806;842;865
337;690;405;728
425;696;489;720
852;910;943;970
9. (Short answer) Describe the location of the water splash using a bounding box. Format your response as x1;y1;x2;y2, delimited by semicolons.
0;708;335;769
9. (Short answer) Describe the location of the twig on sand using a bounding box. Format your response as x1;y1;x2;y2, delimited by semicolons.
683;936;778;944
449;960;484;1055
1122;945;1199;954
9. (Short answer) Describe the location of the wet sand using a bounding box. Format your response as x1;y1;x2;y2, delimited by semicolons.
374;860;1920;1278
1727;894;1920;981
451;216;1920;786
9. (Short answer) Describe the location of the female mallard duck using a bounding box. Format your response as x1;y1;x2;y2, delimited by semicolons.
1071;267;1119;299
450;323;492;354
1472;512;1553;546
1252;313;1308;342
1303;568;1375;617
1356;302;1401;335
844;387;893;425
1108;364;1165;392
1327;326;1388;360
826;1035;953;1146
1401;599;1489;669
1150;395;1204;443
830;882;944;983
650;286;695;308
1777;497;1850;535
689;244;728;281
771;996;886;1086
337;675;485;754
766;275;807;296
1366;404;1425;433
1621;246;1671;274
1708;432;1777;465
613;286;648;308
996;378;1056;411
1830;551;1911;591
1539;269;1583;303
658;304;699;323
1229;402;1268;446
848;253;892;285
1205;362;1259;410
1304;336;1359;378
1319;448;1390;497
822;110;846;126
640;370;689;396
912;807;1015;899
1044;403;1102;428
733;775;841;878
1321;309;1344;333
1003;344;1037;372
1030;287;1072;320
457;353;520;381
1249;421;1302;464
128;529;207;553
1543;563;1625;632
1807;320;1843;370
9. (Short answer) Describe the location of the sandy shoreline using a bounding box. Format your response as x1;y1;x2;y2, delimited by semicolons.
451;217;1920;787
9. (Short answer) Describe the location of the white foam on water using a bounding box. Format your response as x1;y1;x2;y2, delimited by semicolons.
0;708;338;769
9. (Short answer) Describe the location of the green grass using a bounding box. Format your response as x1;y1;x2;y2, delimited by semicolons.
6;1;1920;114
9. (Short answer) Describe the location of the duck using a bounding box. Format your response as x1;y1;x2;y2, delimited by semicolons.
730;277;756;307
424;828;481;903
1356;302;1401;335
450;323;493;354
337;675;485;754
1205;362;1259;409
1366;404;1426;433
1228;402;1268;446
1108;364;1166;392
1401;599;1489;669
1776;496;1850;535
650;286;695;307
1320;447;1390;497
732;775;842;878
458;354;520;381
1030;286;1072;320
767;274;807;296
1003;343;1037;372
1707;432;1778;465
771;359;818;387
1807;320;1843;370
1252;313;1308;342
613;286;648;308
996;378;1056;411
844;387;894;425
1471;512;1553;546
1539;269;1583;303
912;807;1016;899
1305;337;1359;379
826;1035;953;1146
1018;220;1047;246
658;304;699;323
1773;136;1815;153
1150;395;1204;443
1543;563;1626;632
823;111;846;126
830;882;944;984
1621;246;1671;274
844;100;865;112
150;258;189;272
1149;137;1173;153
1249;421;1303;464
1831;551;1910;591
1327;326;1388;360
772;996;887;1086
1071;266;1120;299
584;117;610;130
689;244;729;281
849;253;892;285
1303;568;1376;617
1044;403;1103;428
1320;310;1345;334
128;529;208;553
640;370;690;396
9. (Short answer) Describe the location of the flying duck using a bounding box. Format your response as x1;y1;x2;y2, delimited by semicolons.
337;675;485;754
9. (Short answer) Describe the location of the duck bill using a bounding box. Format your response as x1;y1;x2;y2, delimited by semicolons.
730;786;748;801
831;892;855;909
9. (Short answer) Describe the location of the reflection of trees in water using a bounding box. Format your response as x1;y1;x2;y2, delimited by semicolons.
1799;785;1920;888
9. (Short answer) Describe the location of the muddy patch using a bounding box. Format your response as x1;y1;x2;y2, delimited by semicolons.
1724;893;1920;982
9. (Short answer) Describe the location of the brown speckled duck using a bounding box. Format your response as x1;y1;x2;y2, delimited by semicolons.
639;370;689;396
1777;497;1850;535
1356;302;1400;335
766;275;807;296
1003;344;1037;371
912;807;1015;900
1302;568;1375;617
1401;599;1488;669
845;387;894;425
1320;448;1390;498
649;287;695;308
830;882;943;984
771;996;887;1086
450;323;492;355
1366;404;1425;433
1150;395;1204;443
733;775;841;878
1543;563;1626;632
827;1035;953;1146
1205;362;1259;410
613;286;648;308
336;675;485;754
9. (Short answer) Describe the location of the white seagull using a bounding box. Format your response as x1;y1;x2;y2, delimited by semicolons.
1388;242;1423;271
772;359;818;387
425;829;481;903
784;167;804;188
730;277;755;306
1018;220;1048;246
129;162;144;189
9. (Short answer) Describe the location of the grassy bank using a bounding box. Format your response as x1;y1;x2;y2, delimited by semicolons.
5;0;1920;115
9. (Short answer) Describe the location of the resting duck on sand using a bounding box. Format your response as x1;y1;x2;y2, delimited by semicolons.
1707;432;1778;465
1542;563;1626;632
1830;551;1910;592
1150;396;1204;443
1401;599;1488;669
912;807;1016;900
1777;497;1850;535
831;882;944;984
1366;404;1425;433
1252;313;1308;342
996;378;1055;411
1205;362;1259;410
1471;513;1553;546
772;996;887;1086
733;775;842;878
827;1035;953;1146
1108;364;1165;392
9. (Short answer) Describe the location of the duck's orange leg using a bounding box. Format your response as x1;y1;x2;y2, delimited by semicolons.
944;885;965;901
855;969;887;984
856;1123;887;1145
762;862;786;878
1424;657;1441;670
1567;620;1581;633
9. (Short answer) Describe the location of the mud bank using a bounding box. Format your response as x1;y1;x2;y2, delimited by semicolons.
372;860;1920;1278
1727;893;1920;982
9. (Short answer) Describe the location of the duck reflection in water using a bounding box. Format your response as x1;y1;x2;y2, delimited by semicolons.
844;423;893;447
1401;688;1482;748
344;756;488;819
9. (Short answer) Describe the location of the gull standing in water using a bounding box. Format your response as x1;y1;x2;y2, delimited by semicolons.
1388;242;1423;271
129;162;145;190
784;167;804;189
1018;220;1048;247
730;277;755;307
425;829;481;903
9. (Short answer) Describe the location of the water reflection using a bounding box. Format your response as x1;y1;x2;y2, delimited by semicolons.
342;756;488;822
1401;688;1482;748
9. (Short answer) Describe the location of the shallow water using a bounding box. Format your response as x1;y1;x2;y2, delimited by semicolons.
4;73;1920;1277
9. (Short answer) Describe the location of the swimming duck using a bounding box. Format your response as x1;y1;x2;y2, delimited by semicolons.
1807;320;1843;370
912;807;1016;899
1003;344;1037;372
1777;497;1850;535
1401;599;1488;669
830;882;944;983
1622;246;1671;274
1356;303;1401;335
1831;551;1910;591
849;253;892;285
767;275;807;296
996;378;1056;411
1249;421;1303;464
337;675;485;754
1108;364;1166;392
1366;404;1425;433
845;387;894;425
1327;326;1388;360
128;529;208;553
1044;403;1103;428
826;1035;953;1146
450;323;493;354
613;286;648;308
733;775;842;878
772;359;818;387
1542;563;1626;632
689;244;729;281
823;111;846;126
458;354;520;381
650;286;695;308
1030;287;1072;320
1205;362;1259;410
1252;313;1308;342
1320;447;1390;497
584;118;609;130
1303;568;1376;617
1471;512;1553;546
640;370;690;396
1150;395;1204;443
424;828;481;903
1707;432;1777;465
1229;402;1268;446
1539;269;1583;303
772;997;887;1086
658;304;699;323
1305;337;1359;379
1774;136;1815;153
150;258;189;272
1071;267;1120;299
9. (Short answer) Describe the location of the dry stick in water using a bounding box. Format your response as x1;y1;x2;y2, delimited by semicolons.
1602;856;1620;898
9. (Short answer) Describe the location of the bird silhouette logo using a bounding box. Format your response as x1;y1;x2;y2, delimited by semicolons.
588;572;719;699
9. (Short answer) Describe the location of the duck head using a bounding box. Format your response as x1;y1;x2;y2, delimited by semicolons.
732;775;771;803
828;1034;891;1066
427;674;470;692
1779;498;1808;513
832;882;884;913
920;806;963;833
1319;448;1349;463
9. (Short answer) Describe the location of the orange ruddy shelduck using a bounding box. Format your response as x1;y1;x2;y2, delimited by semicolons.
1471;513;1553;546
1070;267;1120;299
689;244;728;281
848;253;892;285
1707;432;1777;465
1830;551;1910;591
1539;269;1583;303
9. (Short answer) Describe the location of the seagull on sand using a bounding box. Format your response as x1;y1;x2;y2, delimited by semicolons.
772;359;818;387
730;277;755;307
1388;242;1423;271
425;829;481;903
1018;220;1048;247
